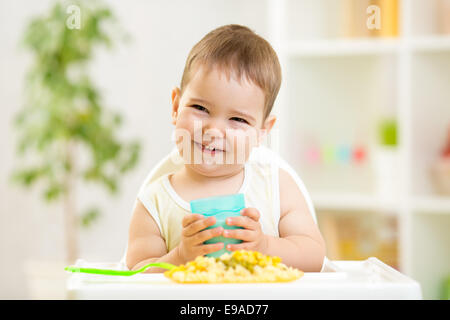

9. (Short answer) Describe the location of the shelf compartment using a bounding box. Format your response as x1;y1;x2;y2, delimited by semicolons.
410;51;450;196
410;36;450;52
312;192;400;212
412;196;450;214
317;209;399;270
410;213;450;299
283;38;400;57
410;0;450;37
282;54;397;194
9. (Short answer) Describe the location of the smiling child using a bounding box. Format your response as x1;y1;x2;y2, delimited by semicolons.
126;24;325;272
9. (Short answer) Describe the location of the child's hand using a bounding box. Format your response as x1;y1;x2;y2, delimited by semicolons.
177;213;224;263
223;208;268;253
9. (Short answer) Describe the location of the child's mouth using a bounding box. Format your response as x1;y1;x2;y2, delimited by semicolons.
194;141;224;155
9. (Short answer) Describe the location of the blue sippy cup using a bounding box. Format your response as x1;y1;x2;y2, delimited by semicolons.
190;193;245;258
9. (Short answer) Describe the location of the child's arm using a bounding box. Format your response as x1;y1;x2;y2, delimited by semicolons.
126;200;224;272
126;200;179;272
224;168;326;272
265;168;326;271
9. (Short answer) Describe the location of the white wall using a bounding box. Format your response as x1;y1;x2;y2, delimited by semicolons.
0;0;268;298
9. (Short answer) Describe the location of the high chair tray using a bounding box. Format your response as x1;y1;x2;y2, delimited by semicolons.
66;257;422;300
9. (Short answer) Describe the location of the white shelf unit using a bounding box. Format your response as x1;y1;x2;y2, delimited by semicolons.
267;0;450;299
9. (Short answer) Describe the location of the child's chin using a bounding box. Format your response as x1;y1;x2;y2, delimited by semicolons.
189;162;236;177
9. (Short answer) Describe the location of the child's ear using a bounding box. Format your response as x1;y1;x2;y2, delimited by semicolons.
258;114;277;145
171;87;181;125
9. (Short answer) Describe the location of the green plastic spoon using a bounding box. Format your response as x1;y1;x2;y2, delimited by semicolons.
64;262;176;276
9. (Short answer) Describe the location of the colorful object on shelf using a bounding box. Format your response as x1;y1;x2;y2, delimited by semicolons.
378;118;397;147
443;275;450;300
322;144;336;165
431;125;450;195
440;0;450;34
368;0;399;38
340;0;399;38
336;145;352;164
304;143;368;166
353;146;367;164
190;193;245;258
440;126;450;158
305;146;321;165
319;213;398;270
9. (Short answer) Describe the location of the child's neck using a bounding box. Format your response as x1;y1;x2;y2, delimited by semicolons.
183;164;244;184
170;164;245;201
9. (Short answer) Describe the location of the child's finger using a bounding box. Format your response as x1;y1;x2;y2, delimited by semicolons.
200;242;224;255
182;213;204;228
225;242;251;252
192;226;223;245
223;228;254;242
183;216;216;237
240;207;260;221
226;215;257;230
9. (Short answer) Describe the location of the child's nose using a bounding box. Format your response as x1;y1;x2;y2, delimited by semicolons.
202;118;226;139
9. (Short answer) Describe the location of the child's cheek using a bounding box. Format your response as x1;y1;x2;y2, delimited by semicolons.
226;128;258;164
176;111;202;136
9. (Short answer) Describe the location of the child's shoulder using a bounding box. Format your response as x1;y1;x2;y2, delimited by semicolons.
138;173;169;197
246;159;273;178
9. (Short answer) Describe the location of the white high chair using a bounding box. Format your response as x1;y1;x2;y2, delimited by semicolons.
119;145;322;269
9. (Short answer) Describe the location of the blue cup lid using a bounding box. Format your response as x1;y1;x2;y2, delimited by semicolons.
190;193;245;216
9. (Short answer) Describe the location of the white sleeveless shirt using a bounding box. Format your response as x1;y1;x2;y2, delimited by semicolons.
137;160;280;252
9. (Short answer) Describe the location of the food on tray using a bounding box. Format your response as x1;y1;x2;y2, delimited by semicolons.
164;250;303;283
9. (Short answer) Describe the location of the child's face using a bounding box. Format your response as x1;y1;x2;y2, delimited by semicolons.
171;65;276;178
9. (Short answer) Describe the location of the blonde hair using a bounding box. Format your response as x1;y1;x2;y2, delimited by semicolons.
180;24;282;120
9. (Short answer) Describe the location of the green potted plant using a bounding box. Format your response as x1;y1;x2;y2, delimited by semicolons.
11;0;140;298
378;119;398;148
374;118;398;201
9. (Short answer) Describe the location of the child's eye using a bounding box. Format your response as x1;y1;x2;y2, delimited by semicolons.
192;104;208;113
230;117;249;124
